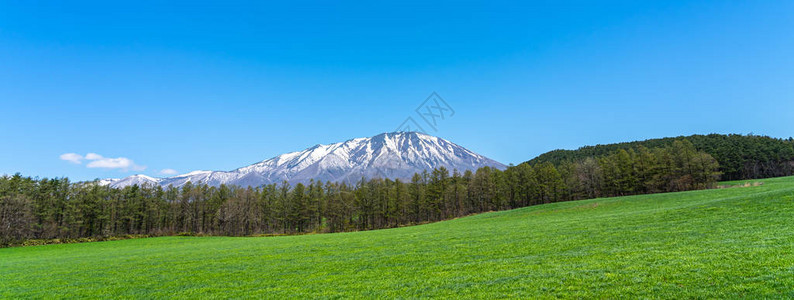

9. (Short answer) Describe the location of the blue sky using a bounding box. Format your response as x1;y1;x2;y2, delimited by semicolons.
1;1;792;181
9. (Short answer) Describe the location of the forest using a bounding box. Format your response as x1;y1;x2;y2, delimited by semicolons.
529;134;794;180
0;139;728;246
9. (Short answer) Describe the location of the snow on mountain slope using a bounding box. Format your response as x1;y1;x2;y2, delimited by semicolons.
105;174;161;187
96;178;120;186
105;132;506;188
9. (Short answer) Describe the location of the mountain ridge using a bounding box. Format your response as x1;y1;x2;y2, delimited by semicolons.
104;132;506;188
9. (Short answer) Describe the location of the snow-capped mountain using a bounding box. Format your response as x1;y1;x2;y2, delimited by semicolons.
102;175;161;187
103;132;506;188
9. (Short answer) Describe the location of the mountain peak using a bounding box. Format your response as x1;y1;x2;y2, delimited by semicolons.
105;132;505;188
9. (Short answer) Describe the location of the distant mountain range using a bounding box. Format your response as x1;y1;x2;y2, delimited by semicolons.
101;132;506;188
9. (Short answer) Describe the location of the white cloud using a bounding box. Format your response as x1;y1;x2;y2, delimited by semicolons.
85;153;103;160
59;153;84;164
60;152;146;172
159;169;179;175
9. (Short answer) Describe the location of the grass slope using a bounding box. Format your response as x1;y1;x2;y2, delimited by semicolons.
2;177;794;298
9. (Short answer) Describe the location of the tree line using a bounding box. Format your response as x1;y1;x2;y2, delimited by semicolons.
1;139;721;246
529;134;794;180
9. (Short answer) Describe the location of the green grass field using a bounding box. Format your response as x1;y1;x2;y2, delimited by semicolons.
2;176;794;298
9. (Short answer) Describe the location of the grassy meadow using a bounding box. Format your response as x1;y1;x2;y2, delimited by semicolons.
2;176;793;298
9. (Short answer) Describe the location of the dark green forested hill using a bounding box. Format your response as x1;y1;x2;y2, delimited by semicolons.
527;134;794;180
